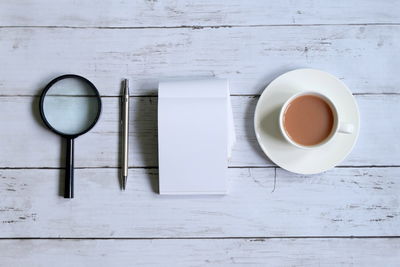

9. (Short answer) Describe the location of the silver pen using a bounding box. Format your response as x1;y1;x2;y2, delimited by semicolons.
121;79;130;190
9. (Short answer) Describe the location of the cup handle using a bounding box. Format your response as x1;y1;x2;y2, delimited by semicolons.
338;122;354;134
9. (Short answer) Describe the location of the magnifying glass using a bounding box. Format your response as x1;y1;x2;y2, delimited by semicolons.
39;74;102;198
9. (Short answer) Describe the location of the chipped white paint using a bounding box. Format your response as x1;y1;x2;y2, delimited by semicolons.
0;238;399;267
0;95;398;168
0;0;399;27
0;168;398;237
0;26;399;96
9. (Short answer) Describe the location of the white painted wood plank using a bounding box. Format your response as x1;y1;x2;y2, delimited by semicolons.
0;238;399;267
0;26;398;96
0;167;398;237
0;0;399;27
0;95;398;168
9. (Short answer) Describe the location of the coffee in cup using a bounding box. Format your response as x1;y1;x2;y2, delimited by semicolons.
279;92;353;149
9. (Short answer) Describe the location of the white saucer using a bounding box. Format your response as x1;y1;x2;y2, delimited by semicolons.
254;69;360;174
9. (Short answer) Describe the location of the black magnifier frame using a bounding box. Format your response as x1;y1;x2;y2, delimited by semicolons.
39;74;102;198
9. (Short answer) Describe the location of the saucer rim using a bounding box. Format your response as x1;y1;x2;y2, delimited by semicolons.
253;68;360;174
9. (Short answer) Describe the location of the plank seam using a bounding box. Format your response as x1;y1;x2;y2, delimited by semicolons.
0;166;399;170
0;93;399;98
0;236;399;240
0;23;399;30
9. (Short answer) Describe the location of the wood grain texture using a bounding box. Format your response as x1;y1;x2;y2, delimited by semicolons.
0;167;398;238
0;1;399;262
0;95;398;168
0;238;399;267
0;25;398;96
0;0;399;27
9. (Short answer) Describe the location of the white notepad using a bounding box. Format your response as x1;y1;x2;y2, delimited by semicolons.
158;79;235;195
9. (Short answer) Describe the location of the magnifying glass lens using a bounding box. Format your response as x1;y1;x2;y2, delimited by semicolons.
42;78;100;135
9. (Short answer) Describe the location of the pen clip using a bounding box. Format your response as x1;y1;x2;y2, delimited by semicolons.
120;83;124;126
120;79;129;126
120;96;123;126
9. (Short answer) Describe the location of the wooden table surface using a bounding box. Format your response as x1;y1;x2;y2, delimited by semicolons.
0;1;399;266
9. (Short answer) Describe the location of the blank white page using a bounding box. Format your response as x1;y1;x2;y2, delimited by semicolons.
158;79;228;194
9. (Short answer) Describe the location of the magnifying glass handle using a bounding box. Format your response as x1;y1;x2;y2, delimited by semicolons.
65;138;74;198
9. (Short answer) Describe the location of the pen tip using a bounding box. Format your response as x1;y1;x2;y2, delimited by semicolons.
122;176;127;190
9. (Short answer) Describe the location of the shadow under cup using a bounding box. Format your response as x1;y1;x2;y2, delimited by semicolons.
279;92;352;149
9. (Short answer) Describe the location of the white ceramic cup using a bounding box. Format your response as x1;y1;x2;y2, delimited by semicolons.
279;91;354;149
